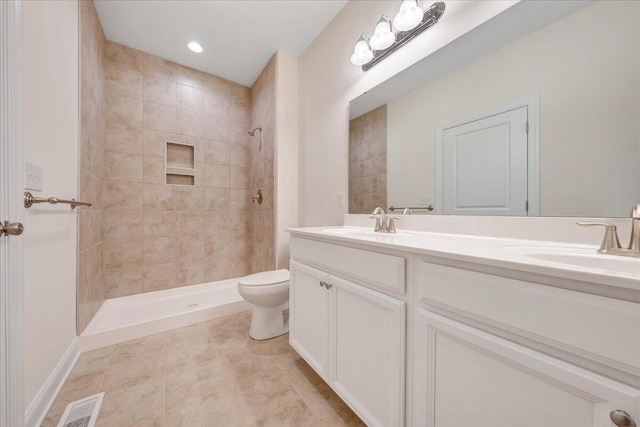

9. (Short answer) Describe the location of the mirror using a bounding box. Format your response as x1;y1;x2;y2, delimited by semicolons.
349;0;639;217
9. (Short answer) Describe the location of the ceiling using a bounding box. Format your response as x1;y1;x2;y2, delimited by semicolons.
94;0;348;87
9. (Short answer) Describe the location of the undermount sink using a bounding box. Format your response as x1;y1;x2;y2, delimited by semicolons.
500;245;640;275
322;228;417;238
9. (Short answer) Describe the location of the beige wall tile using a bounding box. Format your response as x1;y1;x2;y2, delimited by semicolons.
204;87;230;120
143;184;175;211
176;211;204;236
104;211;143;240
143;156;165;184
143;75;176;107
143;101;176;132
230;166;249;189
230;146;250;167
143;262;176;292
78;245;100;290
175;186;204;211
209;116;230;142
205;211;231;235
176;260;205;286
177;66;205;89
205;235;231;258
105;122;143;155
205;256;231;282
143;128;173;158
204;164;230;188
176;109;208;139
144;237;176;265
230;121;250;146
205;188;230;211
103;267;144;299
204;140;230;165
175;236;205;261
177;84;204;113
230;189;251;211
105;152;143;183
103;238;143;269
105;94;143;127
143;211;177;237
104;182;144;211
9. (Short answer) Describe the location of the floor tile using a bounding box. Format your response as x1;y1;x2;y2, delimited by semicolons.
234;366;300;423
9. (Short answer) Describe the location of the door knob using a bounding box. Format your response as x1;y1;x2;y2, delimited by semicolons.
611;410;636;427
0;221;24;237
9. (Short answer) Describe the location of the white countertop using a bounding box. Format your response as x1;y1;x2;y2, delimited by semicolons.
287;226;640;295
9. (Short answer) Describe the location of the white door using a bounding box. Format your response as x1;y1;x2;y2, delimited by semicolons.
413;309;640;427
0;1;25;425
441;106;528;215
289;261;331;378
329;275;406;427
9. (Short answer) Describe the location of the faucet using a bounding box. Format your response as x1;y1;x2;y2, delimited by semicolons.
370;207;387;232
370;207;402;233
577;203;640;258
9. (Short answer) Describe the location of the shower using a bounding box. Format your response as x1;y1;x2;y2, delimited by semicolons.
248;126;263;150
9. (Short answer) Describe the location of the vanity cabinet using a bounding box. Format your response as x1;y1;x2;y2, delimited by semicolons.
412;260;640;427
289;240;407;427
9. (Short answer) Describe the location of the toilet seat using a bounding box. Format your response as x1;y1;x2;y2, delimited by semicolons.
238;269;289;287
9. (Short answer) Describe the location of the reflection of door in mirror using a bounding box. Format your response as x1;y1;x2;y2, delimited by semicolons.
439;105;531;216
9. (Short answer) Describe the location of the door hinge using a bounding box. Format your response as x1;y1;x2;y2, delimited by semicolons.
525;122;529;133
525;200;529;212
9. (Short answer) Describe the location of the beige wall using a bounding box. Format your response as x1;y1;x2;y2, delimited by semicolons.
297;1;517;226
349;105;386;214
78;0;106;333
275;51;298;269
22;0;79;407
387;0;640;217
100;41;257;298
250;56;276;273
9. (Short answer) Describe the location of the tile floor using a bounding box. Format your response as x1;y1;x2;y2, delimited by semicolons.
42;311;365;426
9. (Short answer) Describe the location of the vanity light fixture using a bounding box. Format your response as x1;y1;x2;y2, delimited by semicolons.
350;1;445;71
187;41;203;53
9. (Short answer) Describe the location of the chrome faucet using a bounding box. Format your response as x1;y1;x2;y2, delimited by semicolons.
370;207;402;233
577;203;640;258
370;207;387;232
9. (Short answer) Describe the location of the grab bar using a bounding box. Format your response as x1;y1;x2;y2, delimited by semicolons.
24;191;92;209
388;205;434;212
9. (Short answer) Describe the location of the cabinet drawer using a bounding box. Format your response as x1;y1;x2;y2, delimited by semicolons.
291;237;405;294
415;260;640;380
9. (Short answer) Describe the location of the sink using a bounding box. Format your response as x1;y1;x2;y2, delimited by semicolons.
500;245;640;275
322;228;417;238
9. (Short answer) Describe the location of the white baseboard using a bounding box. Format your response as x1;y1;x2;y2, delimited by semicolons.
25;337;80;427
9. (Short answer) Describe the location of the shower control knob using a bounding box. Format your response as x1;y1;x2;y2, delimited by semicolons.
0;221;24;237
611;410;636;427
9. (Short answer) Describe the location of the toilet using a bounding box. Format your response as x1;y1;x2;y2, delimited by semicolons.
237;269;290;340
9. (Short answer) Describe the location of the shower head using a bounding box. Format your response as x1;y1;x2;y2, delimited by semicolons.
248;126;262;137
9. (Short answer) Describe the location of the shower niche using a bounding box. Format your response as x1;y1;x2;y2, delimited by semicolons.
165;141;195;185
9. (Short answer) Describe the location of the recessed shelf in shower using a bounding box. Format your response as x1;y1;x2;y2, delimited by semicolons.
165;141;195;185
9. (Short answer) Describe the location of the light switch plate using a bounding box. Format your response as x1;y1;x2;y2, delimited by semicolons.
25;161;43;191
419;194;434;206
338;192;346;208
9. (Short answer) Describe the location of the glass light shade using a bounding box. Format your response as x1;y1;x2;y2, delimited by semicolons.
351;35;374;66
370;15;395;50
393;0;423;32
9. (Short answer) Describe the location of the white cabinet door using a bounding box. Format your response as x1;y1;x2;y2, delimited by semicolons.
289;260;331;378
413;309;640;427
441;106;529;216
329;274;406;427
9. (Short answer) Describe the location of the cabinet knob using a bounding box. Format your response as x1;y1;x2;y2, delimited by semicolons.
325;283;333;289
611;410;636;427
319;281;325;287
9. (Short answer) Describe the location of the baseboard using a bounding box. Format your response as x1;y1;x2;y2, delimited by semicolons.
25;336;80;427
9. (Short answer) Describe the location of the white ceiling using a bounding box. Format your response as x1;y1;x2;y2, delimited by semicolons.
94;0;347;87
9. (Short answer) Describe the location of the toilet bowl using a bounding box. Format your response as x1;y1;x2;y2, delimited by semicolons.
237;269;290;340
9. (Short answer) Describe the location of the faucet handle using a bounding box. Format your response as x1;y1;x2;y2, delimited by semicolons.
369;216;384;232
577;222;622;253
632;204;640;219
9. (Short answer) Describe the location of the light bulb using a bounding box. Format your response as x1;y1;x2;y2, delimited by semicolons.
187;41;203;53
350;34;373;66
393;0;423;32
370;15;395;51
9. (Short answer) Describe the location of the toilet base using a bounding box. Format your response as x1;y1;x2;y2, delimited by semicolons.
249;302;289;340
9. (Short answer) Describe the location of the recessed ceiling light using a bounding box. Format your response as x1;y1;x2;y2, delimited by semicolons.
187;41;203;53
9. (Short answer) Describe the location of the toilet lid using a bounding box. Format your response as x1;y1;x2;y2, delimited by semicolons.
238;269;290;286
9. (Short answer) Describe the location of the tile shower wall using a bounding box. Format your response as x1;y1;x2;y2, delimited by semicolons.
348;105;387;214
250;56;276;273
101;41;268;298
78;0;106;333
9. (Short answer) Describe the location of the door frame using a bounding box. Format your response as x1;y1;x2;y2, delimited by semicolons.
0;1;25;426
435;95;540;216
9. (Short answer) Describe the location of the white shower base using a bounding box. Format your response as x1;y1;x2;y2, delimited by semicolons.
80;278;251;351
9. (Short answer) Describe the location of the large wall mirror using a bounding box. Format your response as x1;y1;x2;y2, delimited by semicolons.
348;0;639;217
